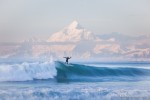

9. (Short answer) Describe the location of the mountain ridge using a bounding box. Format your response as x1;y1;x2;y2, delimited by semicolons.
0;21;150;60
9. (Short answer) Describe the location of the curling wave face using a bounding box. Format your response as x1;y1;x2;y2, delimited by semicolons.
55;61;150;82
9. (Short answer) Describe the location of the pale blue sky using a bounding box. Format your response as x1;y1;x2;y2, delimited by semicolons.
0;0;150;41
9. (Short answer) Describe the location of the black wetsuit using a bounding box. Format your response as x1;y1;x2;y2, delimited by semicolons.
64;57;71;64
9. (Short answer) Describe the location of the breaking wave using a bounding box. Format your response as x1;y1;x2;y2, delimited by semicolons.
0;61;150;82
0;61;56;81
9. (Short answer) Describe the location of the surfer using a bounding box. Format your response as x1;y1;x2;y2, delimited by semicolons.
63;57;71;64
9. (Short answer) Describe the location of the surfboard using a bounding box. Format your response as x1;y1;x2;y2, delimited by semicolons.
64;63;73;67
55;61;73;68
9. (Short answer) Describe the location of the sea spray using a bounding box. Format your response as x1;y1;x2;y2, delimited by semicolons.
0;61;56;82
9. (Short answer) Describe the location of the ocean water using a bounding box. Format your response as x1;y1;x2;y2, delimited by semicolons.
0;61;150;100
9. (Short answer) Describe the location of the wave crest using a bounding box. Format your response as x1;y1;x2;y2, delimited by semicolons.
0;61;56;81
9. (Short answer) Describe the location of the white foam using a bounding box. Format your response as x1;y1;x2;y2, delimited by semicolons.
0;61;56;82
0;86;150;100
85;64;150;69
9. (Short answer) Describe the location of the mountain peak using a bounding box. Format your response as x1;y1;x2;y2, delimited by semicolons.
68;20;82;29
47;20;95;42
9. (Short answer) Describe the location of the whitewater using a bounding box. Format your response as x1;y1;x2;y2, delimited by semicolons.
0;60;150;100
0;61;56;82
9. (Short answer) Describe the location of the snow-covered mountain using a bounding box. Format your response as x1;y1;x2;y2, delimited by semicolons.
0;21;150;61
47;21;95;42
